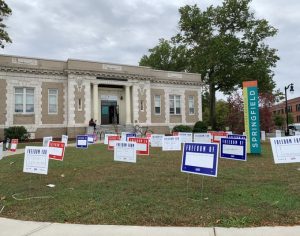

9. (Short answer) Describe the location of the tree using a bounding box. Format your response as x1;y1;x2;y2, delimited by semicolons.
140;0;279;130
227;92;244;134
273;115;284;129
0;0;12;48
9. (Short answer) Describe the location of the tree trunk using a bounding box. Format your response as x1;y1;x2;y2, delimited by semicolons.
209;82;216;130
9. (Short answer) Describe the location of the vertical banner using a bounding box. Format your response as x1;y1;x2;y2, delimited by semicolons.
243;81;261;154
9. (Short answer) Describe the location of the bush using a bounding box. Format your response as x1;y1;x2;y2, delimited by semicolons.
4;126;30;141
193;121;208;133
172;125;193;132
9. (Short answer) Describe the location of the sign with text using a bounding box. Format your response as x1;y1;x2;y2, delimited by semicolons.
104;134;118;145
114;141;136;163
162;136;181;151
146;133;152;140
208;131;228;143
178;132;193;143
87;134;95;144
0;142;3;160
193;133;212;143
227;134;247;140
220;138;246;161
172;132;179;136
181;143;219;177
121;132;130;141
23;146;49;175
128;137;149;155
243;80;261;154
49;141;65;161
270;136;300;164
108;135;121;150
150;134;164;147
10;139;18;152
61;135;68;147
43;136;53;147
126;133;136;141
76;135;88;149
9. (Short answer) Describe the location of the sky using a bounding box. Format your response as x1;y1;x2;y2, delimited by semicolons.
2;0;300;100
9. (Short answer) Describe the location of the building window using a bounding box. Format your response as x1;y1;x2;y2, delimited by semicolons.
169;95;181;115
48;89;58;114
297;115;300;122
287;106;292;113
188;96;195;115
154;95;161;115
14;87;34;113
296;104;300;111
140;100;144;111
78;98;82;111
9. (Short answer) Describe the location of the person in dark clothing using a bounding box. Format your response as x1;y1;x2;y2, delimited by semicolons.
89;118;96;131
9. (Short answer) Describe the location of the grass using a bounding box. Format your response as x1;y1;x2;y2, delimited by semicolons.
0;142;299;227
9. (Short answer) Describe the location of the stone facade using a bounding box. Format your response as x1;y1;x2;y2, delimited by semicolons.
0;54;203;139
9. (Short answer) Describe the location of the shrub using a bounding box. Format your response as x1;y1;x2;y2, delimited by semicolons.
172;125;193;132
4;126;30;141
193;121;208;133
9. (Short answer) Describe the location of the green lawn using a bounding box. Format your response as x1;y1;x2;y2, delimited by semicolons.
0;142;299;227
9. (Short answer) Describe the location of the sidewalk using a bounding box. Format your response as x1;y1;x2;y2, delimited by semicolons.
0;217;299;236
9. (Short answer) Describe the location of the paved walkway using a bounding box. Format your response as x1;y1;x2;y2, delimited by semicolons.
0;217;299;236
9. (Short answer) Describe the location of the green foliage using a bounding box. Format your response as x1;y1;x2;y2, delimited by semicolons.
287;113;294;125
193;121;208;133
172;125;193;132
0;0;12;48
139;0;279;129
273;115;284;128
4;126;30;141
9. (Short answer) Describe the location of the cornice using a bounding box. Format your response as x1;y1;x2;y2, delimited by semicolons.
0;66;65;76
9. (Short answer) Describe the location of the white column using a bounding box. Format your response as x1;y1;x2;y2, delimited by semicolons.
125;85;131;125
93;83;99;122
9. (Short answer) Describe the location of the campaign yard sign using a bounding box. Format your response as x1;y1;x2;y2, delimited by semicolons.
275;130;282;137
193;133;212;143
178;132;193;143
181;143;219;177
162;136;181;151
172;132;179;136
0;142;3;160
126;133;136;141
49;141;65;161
128;137;149;155
146;133;152;140
270;136;300;164
220;138;246;161
43;136;53;147
261;131;266;141
104;134;118;144
114;141;136;163
227;134;247;139
23;146;49;175
121;132;130;141
108;135;121;150
87;134;95;144
10;139;18;152
209;131;228;143
76;135;88;149
150;134;164;147
295;131;300;136
61;135;68;147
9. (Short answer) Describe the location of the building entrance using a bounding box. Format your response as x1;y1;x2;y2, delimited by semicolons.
101;100;119;125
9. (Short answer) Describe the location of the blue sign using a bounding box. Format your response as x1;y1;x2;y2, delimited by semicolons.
227;134;247;139
220;138;246;161
181;143;219;177
126;133;136;141
76;135;88;149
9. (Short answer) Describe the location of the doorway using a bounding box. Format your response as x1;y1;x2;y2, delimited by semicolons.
101;100;119;125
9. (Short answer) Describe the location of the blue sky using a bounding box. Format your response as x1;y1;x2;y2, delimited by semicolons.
2;0;299;100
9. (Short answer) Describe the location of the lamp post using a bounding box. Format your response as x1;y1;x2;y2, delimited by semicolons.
284;83;294;136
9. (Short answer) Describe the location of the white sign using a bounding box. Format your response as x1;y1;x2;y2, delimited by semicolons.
23;146;49;175
162;136;181;151
275;130;282;137
43;136;53;147
0;142;3;160
295;131;300;136
178;132;193;143
261;131;266;141
114;141;136;163
150;134;164;147
270;136;300;164
121;132;130;141
103;64;122;71
104;134;118;145
61;135;68;147
193;133;212;143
